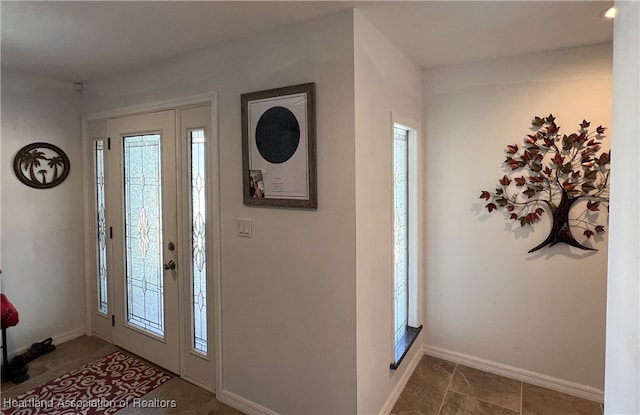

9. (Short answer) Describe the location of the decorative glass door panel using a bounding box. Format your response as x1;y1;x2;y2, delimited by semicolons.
189;129;207;353
94;140;108;314
123;134;165;337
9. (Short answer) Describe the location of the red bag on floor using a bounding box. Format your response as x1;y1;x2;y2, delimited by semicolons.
1;293;19;329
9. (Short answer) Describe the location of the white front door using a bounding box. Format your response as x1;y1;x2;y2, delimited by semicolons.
108;110;180;373
89;104;215;388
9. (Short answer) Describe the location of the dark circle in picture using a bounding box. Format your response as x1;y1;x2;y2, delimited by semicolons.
255;106;300;164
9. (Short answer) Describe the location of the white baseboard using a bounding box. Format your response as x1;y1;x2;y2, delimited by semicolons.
423;345;604;403
217;389;281;415
217;348;423;415
54;327;88;346
8;327;87;359
379;348;424;415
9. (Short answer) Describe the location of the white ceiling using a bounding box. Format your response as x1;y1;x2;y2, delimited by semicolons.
1;1;614;82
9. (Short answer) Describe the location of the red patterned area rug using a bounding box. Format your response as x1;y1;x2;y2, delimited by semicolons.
1;351;172;415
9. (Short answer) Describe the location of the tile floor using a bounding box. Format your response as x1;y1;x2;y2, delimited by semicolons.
391;355;604;415
2;337;604;415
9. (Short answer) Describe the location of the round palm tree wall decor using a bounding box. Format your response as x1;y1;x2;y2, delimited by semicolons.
13;142;70;189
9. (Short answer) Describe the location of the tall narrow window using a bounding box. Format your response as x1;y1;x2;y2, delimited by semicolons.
391;123;422;369
190;129;207;354
95;140;108;314
393;126;409;343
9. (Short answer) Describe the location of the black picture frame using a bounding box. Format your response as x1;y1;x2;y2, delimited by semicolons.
241;82;317;209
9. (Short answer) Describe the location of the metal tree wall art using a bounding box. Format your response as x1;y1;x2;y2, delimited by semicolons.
480;115;610;253
13;142;70;189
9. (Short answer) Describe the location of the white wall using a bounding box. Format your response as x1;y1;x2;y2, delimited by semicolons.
604;1;640;413
0;70;85;353
353;10;423;415
83;11;358;414
423;43;612;391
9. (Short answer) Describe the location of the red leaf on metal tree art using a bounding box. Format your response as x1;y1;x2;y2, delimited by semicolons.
547;123;559;134
509;161;521;170
563;180;577;191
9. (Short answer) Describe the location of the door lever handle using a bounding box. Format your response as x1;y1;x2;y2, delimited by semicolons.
163;260;176;270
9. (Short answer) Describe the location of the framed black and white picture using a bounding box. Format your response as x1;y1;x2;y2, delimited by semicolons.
241;83;317;208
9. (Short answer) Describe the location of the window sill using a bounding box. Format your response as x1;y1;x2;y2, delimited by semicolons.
390;324;423;370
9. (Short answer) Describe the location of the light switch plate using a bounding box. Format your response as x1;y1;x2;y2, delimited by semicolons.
236;218;252;238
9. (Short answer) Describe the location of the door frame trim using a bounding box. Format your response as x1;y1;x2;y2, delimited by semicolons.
81;91;222;391
84;92;217;121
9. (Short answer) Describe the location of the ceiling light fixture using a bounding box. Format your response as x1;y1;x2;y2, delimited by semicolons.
602;6;617;19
